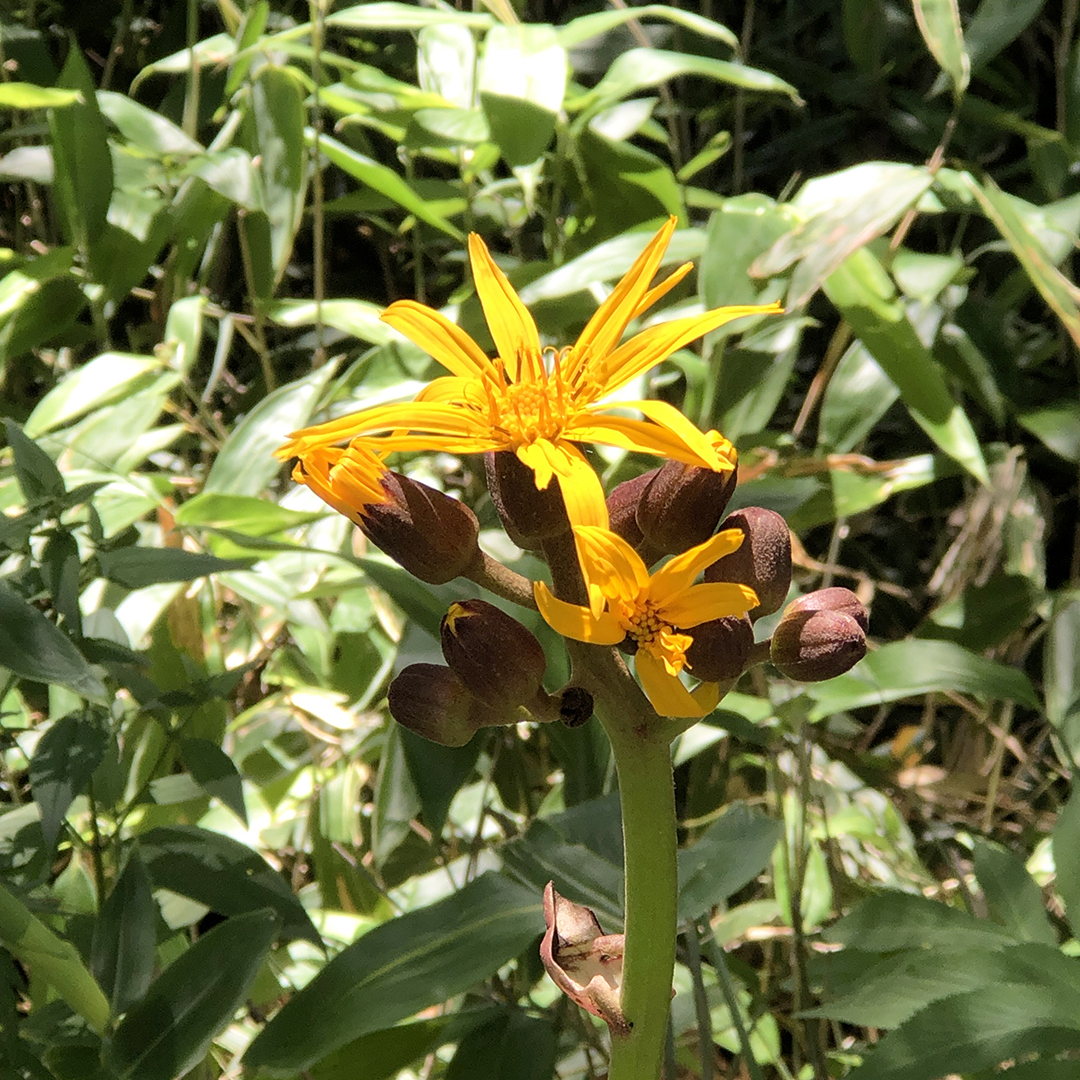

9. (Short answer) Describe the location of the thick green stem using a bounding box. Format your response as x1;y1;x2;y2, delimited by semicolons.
605;717;679;1080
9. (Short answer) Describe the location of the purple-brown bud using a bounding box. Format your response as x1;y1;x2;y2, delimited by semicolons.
485;451;569;548
440;600;547;710
635;460;738;556
770;602;867;682
387;663;494;747
605;469;658;549
685;615;754;683
705;507;792;619
783;586;869;633
362;472;481;585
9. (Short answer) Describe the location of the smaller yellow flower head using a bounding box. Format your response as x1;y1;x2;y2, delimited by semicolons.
535;526;759;718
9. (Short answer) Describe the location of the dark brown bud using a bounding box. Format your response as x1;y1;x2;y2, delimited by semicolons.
362;472;481;585
485;451;569;548
770;610;866;682
705;507;791;619
558;686;594;728
784;587;869;633
387;663;492;747
440;600;547;710
685;615;754;683
635;460;738;556
605;469;658;549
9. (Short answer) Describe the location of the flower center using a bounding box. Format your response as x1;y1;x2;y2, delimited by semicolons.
489;347;578;445
618;598;693;674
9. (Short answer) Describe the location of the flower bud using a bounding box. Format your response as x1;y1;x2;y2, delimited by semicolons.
440;600;547;710
705;507;791;619
784;586;869;633
635;459;738;556
387;663;493;747
770;609;866;682
485;451;569;548
684;615;754;682
605;469;658;549
294;445;481;585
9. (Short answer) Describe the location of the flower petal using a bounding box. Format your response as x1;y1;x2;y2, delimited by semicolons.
650;527;746;604
534;581;625;645
630;261;693;320
596;301;784;396
380;299;496;383
635;649;711;718
659;581;759;628
573;526;651;603
468;233;542;383
565;217;677;384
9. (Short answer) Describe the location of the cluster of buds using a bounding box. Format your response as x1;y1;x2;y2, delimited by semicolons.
770;586;869;681
387;599;593;746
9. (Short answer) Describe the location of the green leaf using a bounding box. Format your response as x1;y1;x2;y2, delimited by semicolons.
97;91;202;156
354;556;455;639
24;353;165;437
91;852;156;1015
823;248;989;484
104;909;279;1080
180;738;247;825
447;1011;556;1080
677;804;782;924
244;872;545;1073
966;0;1045;72
308;1015;464;1080
372;723;421;868
972;837;1057;945
173;491;317;536
1017;403;1080;462
326;2;494;31
137;825;319;943
0;880;109;1034
556;5;737;49
818;343;899;452
0;581;106;700
479;25;566;166
1053;787;1080;936
912;0;970;94
266;298;399;345
49;46;113;250
316;133;462;238
400;725;480;839
97;547;255;589
30;714;108;851
807;639;1038;719
0;83;81;108
574;48;802;112
203;362;338;495
1043;593;1080;763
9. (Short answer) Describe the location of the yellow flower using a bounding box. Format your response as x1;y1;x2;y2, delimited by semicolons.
534;526;758;718
290;442;391;525
276;217;782;528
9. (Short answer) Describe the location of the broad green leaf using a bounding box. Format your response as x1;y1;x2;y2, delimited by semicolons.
326;3;494;31
0;581;105;700
557;6;737;49
97;547;255;589
91;852;156;1015
702;193;792;309
479;25;566;166
972;837;1056;945
822;891;1016;952
24;353;164;437
845;981;1080;1079
317;133;462;238
966;0;1045;72
163;295;206;376
1044;593;1080;764
502;820;624;928
104;909;278;1080
0;145;53;184
354;556;456;639
244;872;545;1073
807;639;1038;719
1017;403;1080;462
49;46;113;250
0;881;110;1033
5;418;65;499
1053;787;1080;934
447;1012;556;1080
400;725;481;839
0;83;80;108
174;491;318;535
818;343;899;452
574;49;802;112
180;738;247;825
919;574;1039;653
131;34;235;90
0;268;85;364
266;298;398;345
963;172;1080;351
372;723;421;868
204;362;337;495
677;804;782;924
30;714;108;851
912;0;970;94
823;248;989;484
97;91;202;156
309;1015;465;1080
755;163;933;307
137;825;319;943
